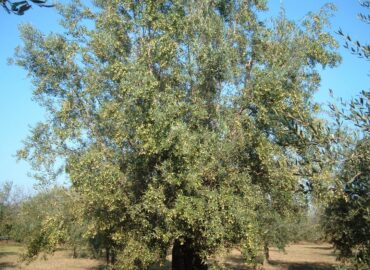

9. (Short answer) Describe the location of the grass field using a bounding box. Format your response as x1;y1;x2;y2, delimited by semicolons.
0;242;104;270
219;243;338;270
0;241;337;270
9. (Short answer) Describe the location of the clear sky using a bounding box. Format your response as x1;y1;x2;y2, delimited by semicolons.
0;0;369;192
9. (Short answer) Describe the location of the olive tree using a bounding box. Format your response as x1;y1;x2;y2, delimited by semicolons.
323;2;369;266
323;91;369;269
337;0;370;61
14;1;340;269
0;181;14;239
1;0;53;15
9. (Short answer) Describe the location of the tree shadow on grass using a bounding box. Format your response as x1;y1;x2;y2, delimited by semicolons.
0;251;18;258
219;255;253;270
0;262;17;269
221;262;254;270
90;260;172;270
218;254;336;270
149;259;171;270
300;246;336;258
90;265;106;270
304;246;333;251
269;260;336;270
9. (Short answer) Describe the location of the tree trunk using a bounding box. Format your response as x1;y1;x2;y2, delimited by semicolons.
111;249;116;265
264;242;270;263
106;247;110;265
172;239;208;270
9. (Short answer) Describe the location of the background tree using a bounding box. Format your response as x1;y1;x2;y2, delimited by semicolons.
337;0;370;62
13;1;340;269
322;2;369;267
9;187;93;260
322;91;369;270
1;0;53;15
0;181;14;240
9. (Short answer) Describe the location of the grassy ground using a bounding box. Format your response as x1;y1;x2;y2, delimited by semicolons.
264;243;338;270
0;241;104;270
219;242;338;270
0;241;337;270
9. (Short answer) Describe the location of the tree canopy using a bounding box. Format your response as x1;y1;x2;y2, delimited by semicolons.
337;0;370;62
14;1;341;269
0;181;14;239
323;83;369;270
321;2;370;267
1;0;53;15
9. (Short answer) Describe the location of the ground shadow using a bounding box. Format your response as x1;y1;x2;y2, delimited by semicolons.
288;263;336;270
222;262;254;270
0;251;18;258
220;256;251;270
301;246;336;258
305;246;333;251
269;260;336;270
0;262;17;269
149;260;171;270
91;265;107;270
90;260;173;270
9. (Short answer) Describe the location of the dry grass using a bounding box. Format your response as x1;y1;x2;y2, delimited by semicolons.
264;242;338;270
218;242;338;270
0;242;104;270
1;241;338;270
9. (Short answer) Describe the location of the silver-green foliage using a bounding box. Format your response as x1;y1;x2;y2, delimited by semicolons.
14;1;340;268
0;181;14;238
323;92;369;270
9;188;86;259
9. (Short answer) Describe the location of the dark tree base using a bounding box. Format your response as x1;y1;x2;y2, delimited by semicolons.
172;239;208;270
264;243;270;262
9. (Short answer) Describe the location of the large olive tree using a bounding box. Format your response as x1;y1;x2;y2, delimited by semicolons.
14;1;340;269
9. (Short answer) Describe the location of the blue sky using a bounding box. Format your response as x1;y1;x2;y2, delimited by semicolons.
0;0;369;192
